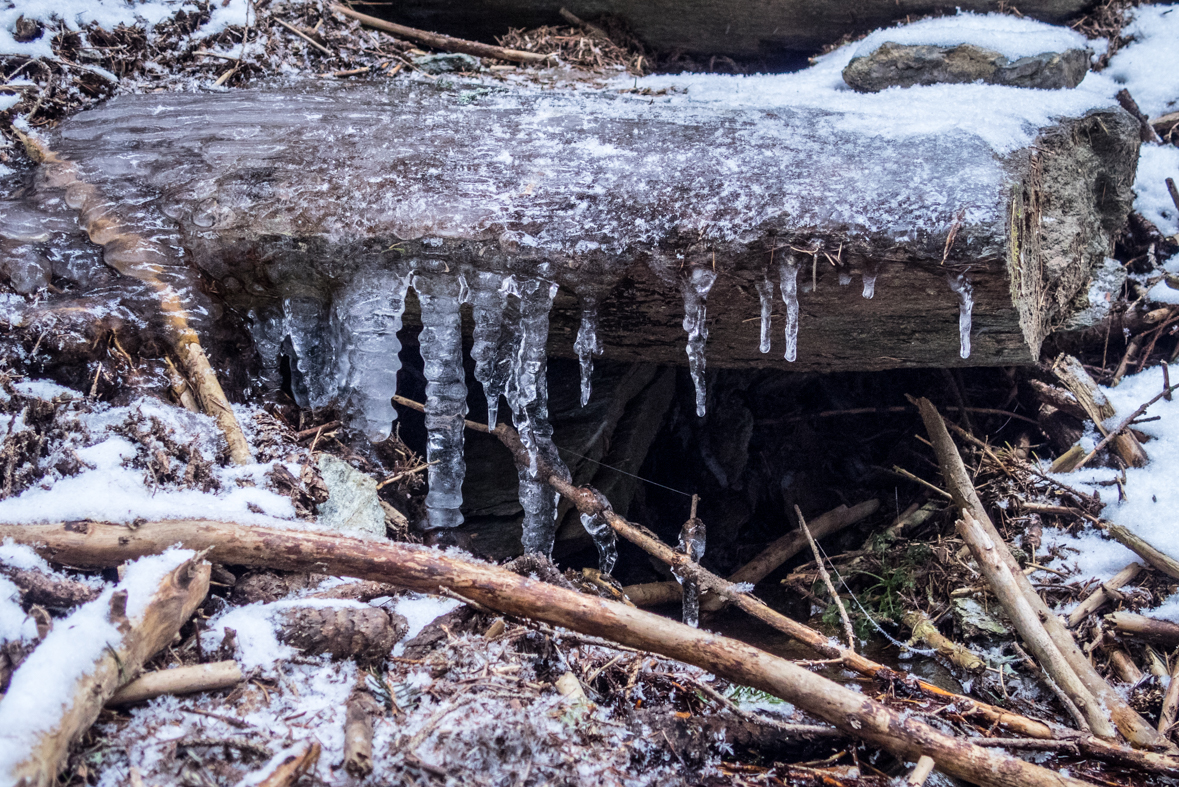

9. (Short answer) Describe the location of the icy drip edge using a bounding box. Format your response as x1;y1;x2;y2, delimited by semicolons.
505;279;570;556
470;271;509;427
779;260;800;362
755;277;773;354
413;272;468;530
682;268;718;417
580;512;618;575
574;300;603;407
948;273;974;359
861;270;878;300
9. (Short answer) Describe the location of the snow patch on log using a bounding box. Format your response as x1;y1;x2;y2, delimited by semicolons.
0;548;194;777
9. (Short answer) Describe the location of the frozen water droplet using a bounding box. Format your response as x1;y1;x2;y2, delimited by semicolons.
682;268;717;417
949;273;974;359
580;513;617;575
755;277;773;354
778;260;800;363
574;300;603;407
413;272;468;531
333;269;409;442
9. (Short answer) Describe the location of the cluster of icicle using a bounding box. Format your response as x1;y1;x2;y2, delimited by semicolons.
251;252;972;562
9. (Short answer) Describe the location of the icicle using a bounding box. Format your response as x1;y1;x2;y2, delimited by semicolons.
778;260;799;363
861;271;877;299
671;507;706;628
505;278;571;556
248;304;286;396
755;277;773;354
838;271;853;286
413;272;468;531
949;273;974;359
573;299;603;407
681;268;717;417
470;271;509;427
332;269;409;442
580;512;617;575
282;296;332;408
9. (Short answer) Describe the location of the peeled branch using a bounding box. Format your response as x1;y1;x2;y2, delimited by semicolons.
106;661;243;707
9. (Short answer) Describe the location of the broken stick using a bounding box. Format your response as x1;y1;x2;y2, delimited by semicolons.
106;661;243;707
1067;562;1143;627
330;5;549;64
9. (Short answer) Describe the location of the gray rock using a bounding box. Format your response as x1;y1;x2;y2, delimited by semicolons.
412;53;482;74
316;454;387;538
843;42;1090;92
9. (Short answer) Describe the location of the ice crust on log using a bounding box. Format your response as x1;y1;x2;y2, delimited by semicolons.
22;67;1139;548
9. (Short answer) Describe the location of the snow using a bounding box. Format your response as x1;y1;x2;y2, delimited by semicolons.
849;12;1091;61
1148;254;1179;305
0;393;299;527
1135;144;1179;236
0;550;193;780
1104;5;1179;118
1043;362;1179;621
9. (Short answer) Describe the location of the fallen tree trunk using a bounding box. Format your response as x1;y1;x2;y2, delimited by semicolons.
0;551;210;787
39;82;1139;377
1108;611;1179;648
0;519;1110;787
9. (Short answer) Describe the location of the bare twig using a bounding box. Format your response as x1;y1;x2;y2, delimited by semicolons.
798;505;854;650
330;5;549;63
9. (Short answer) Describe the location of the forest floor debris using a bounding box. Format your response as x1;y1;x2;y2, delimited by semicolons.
1;0;1179;785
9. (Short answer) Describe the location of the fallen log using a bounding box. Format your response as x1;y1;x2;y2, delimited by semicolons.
106;661;244;707
0;551;210;787
917;397;1170;751
38;80;1139;379
1051;355;1147;469
0;564;99;608
6;519;1179;780
0;519;1112;787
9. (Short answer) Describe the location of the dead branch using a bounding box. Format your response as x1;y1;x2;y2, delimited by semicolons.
13;130;252;465
0;553;210;787
238;741;320;787
1107;646;1144;683
344;686;380;777
106;661;243;706
1160;655;1179;736
798;504;855;650
0;519;1114;787
1099;522;1179;580
903;610;985;672
330;5;549;64
1051;354;1148;468
956;510;1110;737
916;396;1169;750
1067;562;1143;627
0;564;100;608
1108;611;1179;648
1074;381;1178;471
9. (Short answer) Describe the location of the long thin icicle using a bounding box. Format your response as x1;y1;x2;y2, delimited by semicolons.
573;299;603;407
505;278;571;556
413;272;468;531
778;260;800;362
333;269;409;441
755;277;773;354
682;268;717;417
949;273;974;359
470;271;509;427
672;513;706;628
